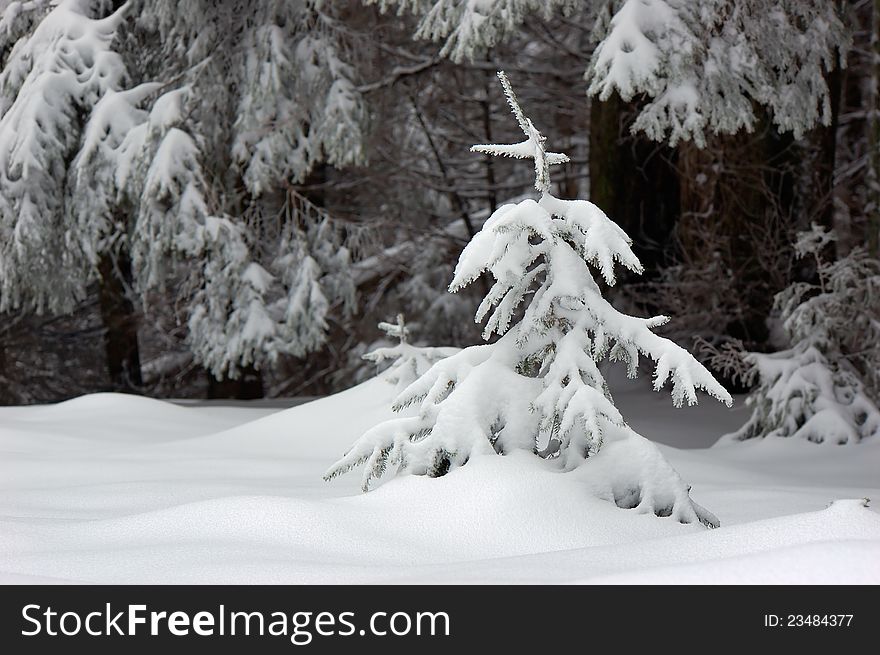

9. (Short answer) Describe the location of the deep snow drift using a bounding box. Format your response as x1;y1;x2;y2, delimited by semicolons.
0;375;878;584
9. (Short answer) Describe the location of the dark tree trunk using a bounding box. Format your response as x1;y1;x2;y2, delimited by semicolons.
588;95;624;222
818;42;843;245
677;118;797;354
300;162;328;208
871;0;880;257
589;95;679;277
97;249;142;393
481;69;498;215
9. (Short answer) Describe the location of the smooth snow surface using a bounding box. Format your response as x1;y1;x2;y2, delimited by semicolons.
1;377;878;584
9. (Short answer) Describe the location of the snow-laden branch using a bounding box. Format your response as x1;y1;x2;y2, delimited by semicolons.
588;0;849;146
469;71;568;193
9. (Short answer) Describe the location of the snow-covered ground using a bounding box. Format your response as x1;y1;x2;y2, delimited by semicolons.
1;374;878;584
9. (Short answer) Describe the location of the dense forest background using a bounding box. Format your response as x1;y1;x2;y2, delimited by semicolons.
0;0;876;405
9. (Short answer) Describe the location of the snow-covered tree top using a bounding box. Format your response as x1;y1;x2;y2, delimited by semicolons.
470;71;569;193
363;314;459;394
793;222;837;259
455;71;731;408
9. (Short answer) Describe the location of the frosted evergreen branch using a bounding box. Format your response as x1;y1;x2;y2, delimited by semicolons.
363;316;459;394
469;71;569;193
497;70;530;135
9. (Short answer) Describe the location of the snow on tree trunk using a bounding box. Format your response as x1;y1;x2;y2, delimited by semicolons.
327;72;731;528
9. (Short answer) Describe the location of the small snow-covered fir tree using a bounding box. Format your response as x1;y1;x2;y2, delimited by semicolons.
363;314;459;393
327;72;731;527
722;225;880;445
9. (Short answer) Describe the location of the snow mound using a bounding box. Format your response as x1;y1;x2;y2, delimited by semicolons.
0;392;266;443
193;377;398;457
579;500;880;584
1;377;878;584
0;453;698;584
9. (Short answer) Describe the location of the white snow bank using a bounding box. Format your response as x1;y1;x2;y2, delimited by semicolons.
581;500;880;584
1;377;878;584
375;499;880;584
0;453;698;584
186;377;399;457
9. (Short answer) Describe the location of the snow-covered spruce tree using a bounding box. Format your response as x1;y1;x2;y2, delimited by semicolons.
135;0;366;195
0;0;128;313
327;72;731;527
373;0;847;148
722;225;880;445
0;0;274;380
587;0;848;147
78;64;286;382
130;0;366;379
363;314;458;394
0;0;366;386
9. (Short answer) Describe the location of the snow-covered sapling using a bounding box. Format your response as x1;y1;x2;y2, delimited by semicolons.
327;72;731;527
363;314;459;394
722;225;880;445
